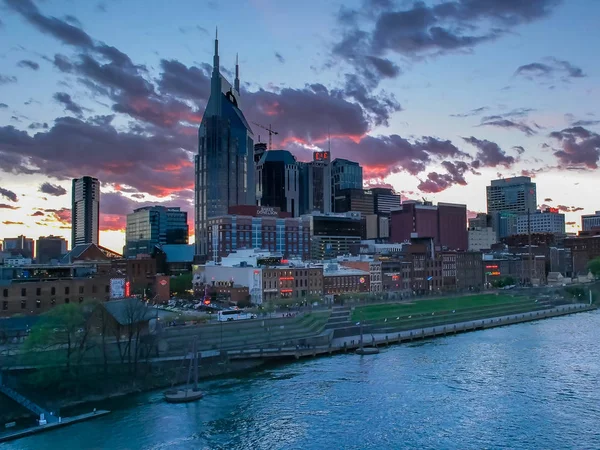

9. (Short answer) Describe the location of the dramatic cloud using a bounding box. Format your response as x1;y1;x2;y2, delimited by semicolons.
0;186;18;202
463;136;515;168
53;92;84;116
0;74;17;85
544;197;553;202
31;210;44;216
334;0;560;91
550;126;600;169
513;146;526;154
43;207;71;225
566;221;576;226
274;52;285;63
0;203;19;209
39;182;67;196
515;58;586;81
572;120;600;127
479;119;536;136
540;203;585;213
0;116;194;197
2;221;24;225
418;160;470;193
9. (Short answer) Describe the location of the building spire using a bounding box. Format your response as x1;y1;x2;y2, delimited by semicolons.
213;27;219;74
234;52;240;93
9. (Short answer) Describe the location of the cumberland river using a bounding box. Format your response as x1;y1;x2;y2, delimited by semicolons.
5;311;600;450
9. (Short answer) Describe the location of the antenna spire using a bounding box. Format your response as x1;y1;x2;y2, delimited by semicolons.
234;52;240;93
213;27;219;74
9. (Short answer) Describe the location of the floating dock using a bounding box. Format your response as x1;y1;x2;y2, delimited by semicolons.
0;410;111;443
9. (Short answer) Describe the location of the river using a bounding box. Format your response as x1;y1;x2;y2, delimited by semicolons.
4;310;600;450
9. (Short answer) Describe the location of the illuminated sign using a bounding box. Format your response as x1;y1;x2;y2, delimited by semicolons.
257;206;278;216
313;151;330;162
486;271;501;276
160;279;167;286
279;277;294;281
546;207;559;214
280;289;293;293
125;281;131;297
359;277;366;284
391;275;400;281
109;278;126;299
485;265;498;269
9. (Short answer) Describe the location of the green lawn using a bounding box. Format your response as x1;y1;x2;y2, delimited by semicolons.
352;294;528;321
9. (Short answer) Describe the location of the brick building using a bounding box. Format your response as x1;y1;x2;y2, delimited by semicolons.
322;264;370;295
206;205;310;260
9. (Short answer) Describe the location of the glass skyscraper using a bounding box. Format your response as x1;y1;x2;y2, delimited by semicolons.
195;32;254;257
125;206;188;257
71;176;100;247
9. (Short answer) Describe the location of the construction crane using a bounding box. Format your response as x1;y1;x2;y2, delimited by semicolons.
252;122;278;150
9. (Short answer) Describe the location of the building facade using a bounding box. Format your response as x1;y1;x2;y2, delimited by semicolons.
371;188;401;214
516;209;565;235
125;206;188;257
338;258;382;293
256;150;299;217
2;235;34;259
72;176;100;246
36;235;68;264
582;211;600;231
0;264;111;317
334;189;374;216
207;206;311;260
323;264;370;295
468;227;497;251
331;158;363;211
390;201;468;250
195;35;254;257
299;151;332;215
307;212;362;260
486;176;537;215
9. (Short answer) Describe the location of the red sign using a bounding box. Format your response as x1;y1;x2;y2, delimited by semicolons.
160;279;167;286
125;281;131;297
313;151;330;162
547;207;559;214
485;265;498;269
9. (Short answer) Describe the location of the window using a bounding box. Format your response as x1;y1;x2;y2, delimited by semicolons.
2;301;7;311
65;287;70;295
21;300;26;310
51;287;56;295
79;286;84;294
2;289;7;298
36;288;41;296
36;299;41;309
21;288;26;296
105;285;109;293
65;298;70;304
92;285;97;293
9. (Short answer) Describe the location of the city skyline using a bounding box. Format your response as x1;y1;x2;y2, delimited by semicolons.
0;0;599;253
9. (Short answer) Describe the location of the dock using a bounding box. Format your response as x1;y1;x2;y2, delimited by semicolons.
0;410;111;443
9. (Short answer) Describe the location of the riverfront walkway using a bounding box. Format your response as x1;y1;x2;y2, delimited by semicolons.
225;303;594;360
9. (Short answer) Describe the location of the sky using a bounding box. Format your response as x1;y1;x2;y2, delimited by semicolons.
0;0;599;254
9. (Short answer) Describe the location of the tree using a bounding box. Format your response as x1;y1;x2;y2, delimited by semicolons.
170;273;193;296
588;257;600;279
23;303;93;375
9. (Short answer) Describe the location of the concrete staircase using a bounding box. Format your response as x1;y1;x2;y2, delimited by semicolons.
323;306;364;339
0;374;56;423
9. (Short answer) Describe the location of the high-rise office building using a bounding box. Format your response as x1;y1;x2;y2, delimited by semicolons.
582;211;600;231
71;176;100;246
256;150;299;217
334;188;374;216
195;33;254;257
390;201;468;250
254;142;267;164
331;158;363;211
486;177;537;215
299;151;332;215
36;235;68;264
371;187;401;214
2;235;34;259
125;206;188;257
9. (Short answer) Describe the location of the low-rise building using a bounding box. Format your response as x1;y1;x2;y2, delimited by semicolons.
0;264;111;316
322;263;370;295
337;256;382;293
468;226;497;251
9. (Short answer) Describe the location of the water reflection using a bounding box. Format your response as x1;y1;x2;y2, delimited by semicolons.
4;311;600;450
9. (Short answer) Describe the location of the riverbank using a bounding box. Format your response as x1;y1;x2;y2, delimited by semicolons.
1;301;595;429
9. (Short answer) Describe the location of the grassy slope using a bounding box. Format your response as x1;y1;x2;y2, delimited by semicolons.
352;294;527;321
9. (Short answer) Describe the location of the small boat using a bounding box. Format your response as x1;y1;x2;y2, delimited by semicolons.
165;339;203;403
